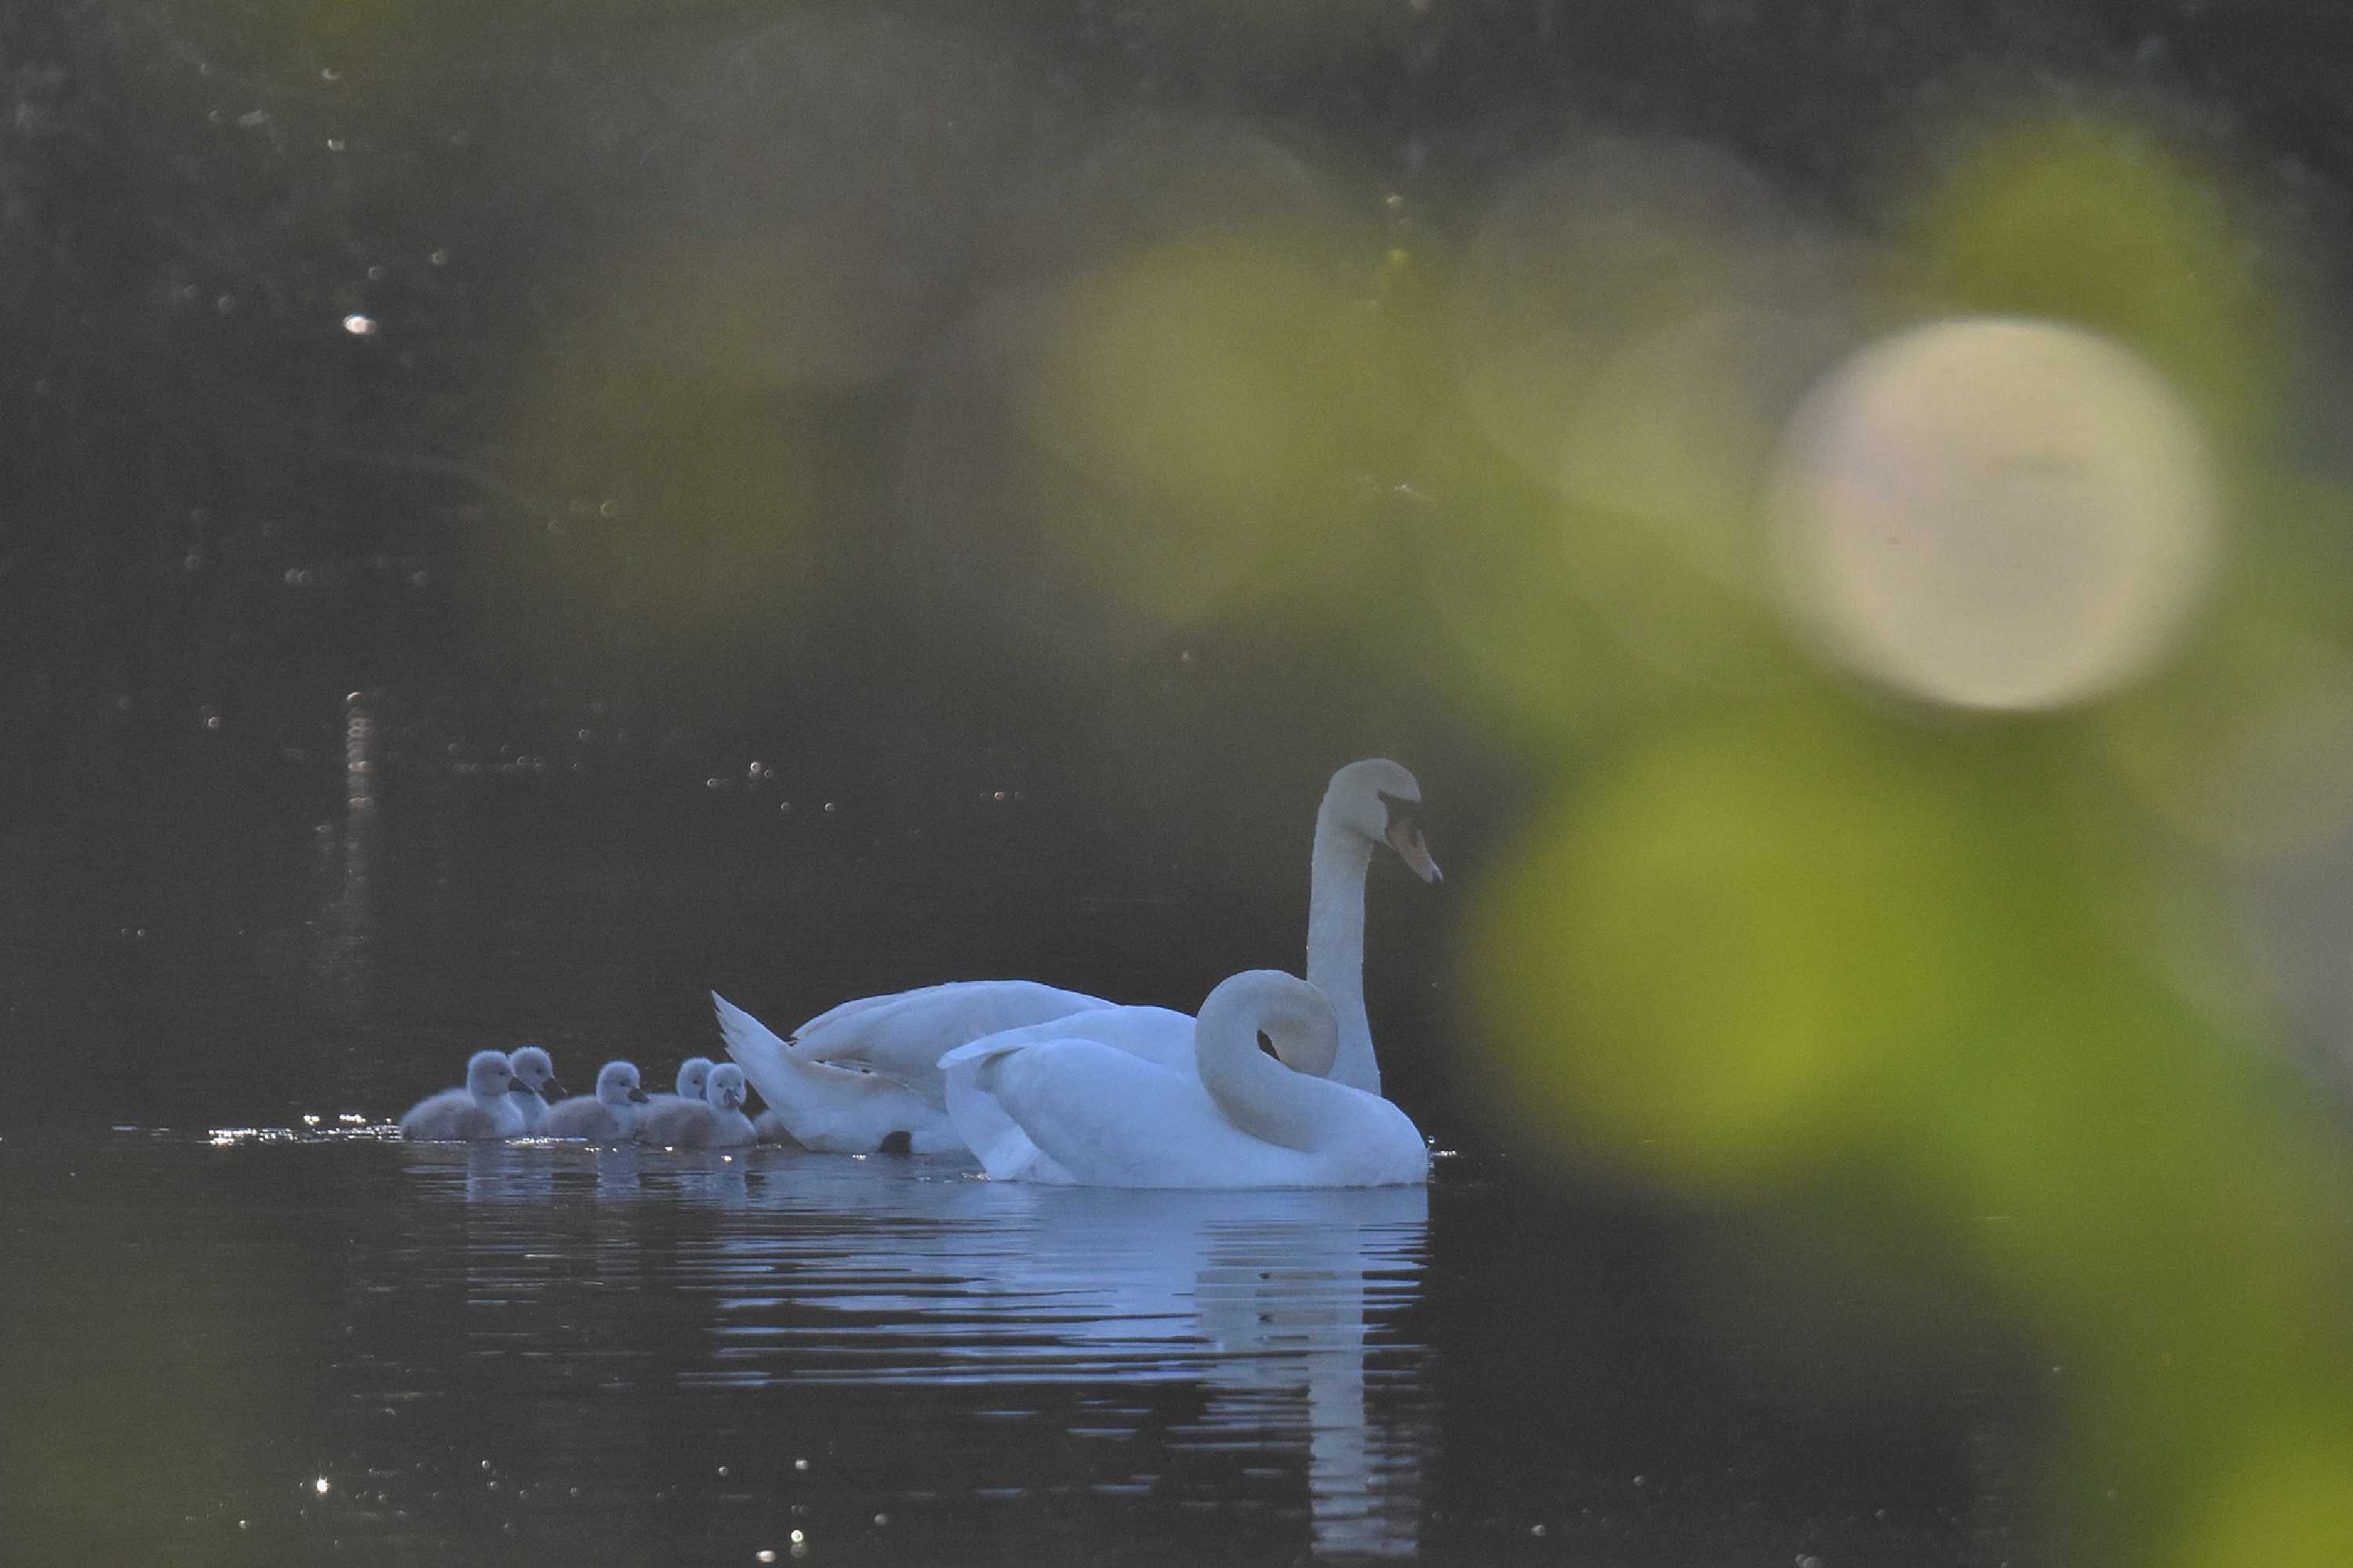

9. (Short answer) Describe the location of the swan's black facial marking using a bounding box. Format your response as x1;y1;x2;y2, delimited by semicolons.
877;1130;914;1156
1258;1030;1280;1059
1379;788;1442;884
1378;790;1423;832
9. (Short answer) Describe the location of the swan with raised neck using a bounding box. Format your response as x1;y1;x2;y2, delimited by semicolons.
727;757;1438;1150
1307;759;1439;1098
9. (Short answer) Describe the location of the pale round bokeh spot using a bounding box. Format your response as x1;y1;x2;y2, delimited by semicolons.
1769;317;2221;710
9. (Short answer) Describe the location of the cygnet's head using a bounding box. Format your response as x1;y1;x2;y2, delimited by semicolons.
704;1063;748;1113
593;1060;650;1106
509;1046;564;1100
675;1056;715;1099
465;1050;520;1098
1322;759;1441;884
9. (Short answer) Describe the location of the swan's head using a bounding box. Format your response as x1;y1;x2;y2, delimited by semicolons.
675;1056;715;1100
465;1050;519;1098
593;1060;651;1106
1323;759;1441;884
509;1046;565;1100
1203;969;1340;1077
705;1063;748;1113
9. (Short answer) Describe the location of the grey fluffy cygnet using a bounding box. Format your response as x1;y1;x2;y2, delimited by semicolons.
640;1063;757;1149
543;1060;651;1142
399;1051;534;1141
640;1056;713;1115
506;1046;565;1135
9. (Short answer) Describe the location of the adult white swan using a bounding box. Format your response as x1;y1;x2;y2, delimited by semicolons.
939;970;1427;1188
716;759;1438;1153
398;1050;534;1141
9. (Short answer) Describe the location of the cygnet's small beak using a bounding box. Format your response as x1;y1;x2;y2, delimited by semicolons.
542;1080;567;1100
507;1081;534;1095
628;1086;650;1103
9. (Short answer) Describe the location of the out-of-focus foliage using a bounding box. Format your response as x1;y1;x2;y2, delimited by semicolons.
1462;107;2353;1568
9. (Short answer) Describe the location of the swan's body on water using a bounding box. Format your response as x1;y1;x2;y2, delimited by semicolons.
640;1063;757;1148
398;1050;533;1141
942;970;1427;1189
721;759;1438;1157
543;1060;651;1142
506;1046;564;1135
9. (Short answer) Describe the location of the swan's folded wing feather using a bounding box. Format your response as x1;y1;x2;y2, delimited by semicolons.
975;1039;1296;1188
714;991;959;1153
941;1036;1068;1181
788;980;1115;1103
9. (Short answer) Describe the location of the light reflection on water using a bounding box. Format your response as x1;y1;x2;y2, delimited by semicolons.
370;1145;1427;1559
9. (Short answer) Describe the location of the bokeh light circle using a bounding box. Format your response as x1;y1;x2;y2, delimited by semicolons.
1768;317;2221;711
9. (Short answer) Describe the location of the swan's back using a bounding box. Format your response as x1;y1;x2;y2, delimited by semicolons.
788;980;1114;1101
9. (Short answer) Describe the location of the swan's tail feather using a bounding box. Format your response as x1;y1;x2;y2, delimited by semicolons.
714;990;958;1153
712;992;792;1084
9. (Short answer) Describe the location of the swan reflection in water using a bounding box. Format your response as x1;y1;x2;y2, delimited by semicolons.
398;1147;1429;1556
746;1168;1430;1558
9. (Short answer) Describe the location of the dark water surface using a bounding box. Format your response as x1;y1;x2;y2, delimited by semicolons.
2;784;2034;1566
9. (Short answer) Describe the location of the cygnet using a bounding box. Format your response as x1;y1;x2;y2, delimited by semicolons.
542;1059;650;1141
506;1045;566;1135
399;1050;534;1141
640;1063;757;1149
641;1056;714;1113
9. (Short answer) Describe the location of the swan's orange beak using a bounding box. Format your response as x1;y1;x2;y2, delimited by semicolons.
1385;820;1442;884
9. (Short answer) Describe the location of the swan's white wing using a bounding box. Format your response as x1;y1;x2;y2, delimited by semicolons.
936;1005;1196;1177
787;980;1115;1106
941;1038;1072;1182
953;1037;1337;1189
713;992;962;1153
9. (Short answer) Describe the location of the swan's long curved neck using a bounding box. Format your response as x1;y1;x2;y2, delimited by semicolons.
1307;813;1379;1095
1197;979;1326;1153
